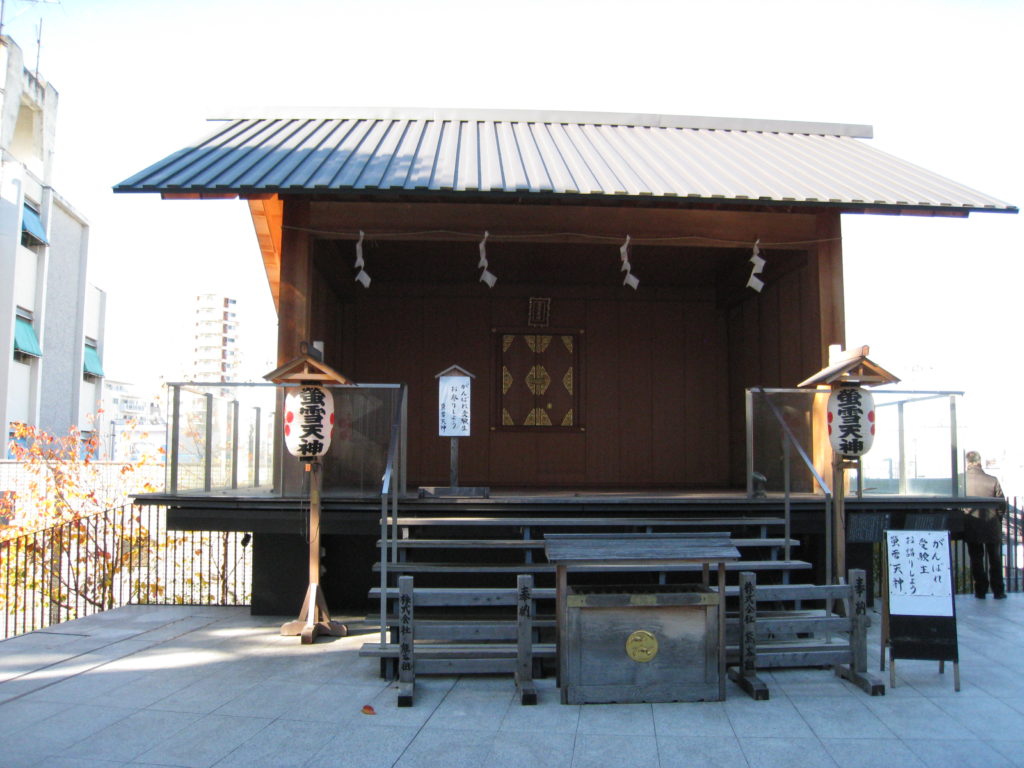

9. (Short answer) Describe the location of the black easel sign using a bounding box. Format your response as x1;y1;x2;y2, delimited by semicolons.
883;529;959;691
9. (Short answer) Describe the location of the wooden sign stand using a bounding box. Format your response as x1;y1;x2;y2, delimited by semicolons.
881;529;960;691
419;364;489;498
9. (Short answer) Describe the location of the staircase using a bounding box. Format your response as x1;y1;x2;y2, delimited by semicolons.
359;508;817;690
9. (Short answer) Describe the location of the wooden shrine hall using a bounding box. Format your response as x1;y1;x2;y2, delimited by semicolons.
115;108;1016;619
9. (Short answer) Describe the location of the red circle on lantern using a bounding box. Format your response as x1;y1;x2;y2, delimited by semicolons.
827;412;833;423
284;424;291;436
285;411;294;423
330;413;335;424
868;411;875;422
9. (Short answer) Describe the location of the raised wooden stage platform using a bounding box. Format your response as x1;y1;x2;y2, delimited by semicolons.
136;489;998;615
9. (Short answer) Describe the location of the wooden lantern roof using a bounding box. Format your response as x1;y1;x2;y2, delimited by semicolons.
264;354;355;385
798;345;900;388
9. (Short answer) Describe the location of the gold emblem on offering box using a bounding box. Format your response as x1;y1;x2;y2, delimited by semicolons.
625;630;658;662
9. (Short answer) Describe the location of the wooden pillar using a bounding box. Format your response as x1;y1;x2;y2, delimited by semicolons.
814;211;846;360
811;212;845;491
277;199;313;365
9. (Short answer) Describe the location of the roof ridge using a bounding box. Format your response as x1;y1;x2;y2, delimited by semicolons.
208;107;874;138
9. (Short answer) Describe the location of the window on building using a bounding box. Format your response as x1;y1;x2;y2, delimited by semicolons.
83;340;104;381
13;309;41;363
20;203;48;248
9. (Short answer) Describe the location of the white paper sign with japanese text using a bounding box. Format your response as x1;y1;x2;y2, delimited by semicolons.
885;529;953;617
438;375;471;437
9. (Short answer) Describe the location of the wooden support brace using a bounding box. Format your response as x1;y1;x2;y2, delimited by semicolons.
516;574;537;705
397;576;415;706
835;569;885;696
728;571;770;700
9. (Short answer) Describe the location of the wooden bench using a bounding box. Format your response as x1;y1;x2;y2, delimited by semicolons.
359;576;546;706
727;569;884;700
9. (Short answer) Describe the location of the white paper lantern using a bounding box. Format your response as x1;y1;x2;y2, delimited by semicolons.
827;387;875;457
284;386;334;459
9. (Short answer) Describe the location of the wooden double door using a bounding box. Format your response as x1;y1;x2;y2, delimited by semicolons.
498;332;580;429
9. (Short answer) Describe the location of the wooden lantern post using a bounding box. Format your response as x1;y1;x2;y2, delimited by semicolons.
265;348;355;643
799;345;900;584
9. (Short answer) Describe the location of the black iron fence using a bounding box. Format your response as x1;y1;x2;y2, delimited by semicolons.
1;504;252;639
872;498;1023;599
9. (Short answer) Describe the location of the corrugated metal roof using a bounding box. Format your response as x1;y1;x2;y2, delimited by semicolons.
114;109;1017;214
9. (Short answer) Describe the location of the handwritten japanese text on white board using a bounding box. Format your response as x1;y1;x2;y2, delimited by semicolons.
886;530;953;617
438;376;471;437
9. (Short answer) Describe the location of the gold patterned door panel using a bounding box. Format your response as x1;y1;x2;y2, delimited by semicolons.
499;333;579;428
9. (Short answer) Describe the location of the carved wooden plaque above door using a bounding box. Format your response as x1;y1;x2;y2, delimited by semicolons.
498;332;580;429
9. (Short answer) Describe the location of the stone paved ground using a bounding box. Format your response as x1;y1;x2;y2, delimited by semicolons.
1;595;1022;767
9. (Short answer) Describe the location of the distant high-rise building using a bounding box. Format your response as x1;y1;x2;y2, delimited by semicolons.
191;294;240;383
0;35;106;452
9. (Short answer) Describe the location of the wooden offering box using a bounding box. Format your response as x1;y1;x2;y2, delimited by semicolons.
565;584;721;703
544;533;739;704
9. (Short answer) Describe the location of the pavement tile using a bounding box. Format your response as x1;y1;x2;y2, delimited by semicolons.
657;734;749;768
499;694;580;733
210;717;336;767
820;737;927;768
652;700;736;737
394;726;496;768
899;738;1014;768
989;740;1024;768
422;686;514;731
214;679;323;719
739;737;840;768
273;681;392;724
576;701;655;736
2;702;135;755
570;733;658;768
135;713;272;768
485;729;577;768
724;695;815;739
790;695;894;739
860;695;976;740
63;708;201;762
307;723;420;768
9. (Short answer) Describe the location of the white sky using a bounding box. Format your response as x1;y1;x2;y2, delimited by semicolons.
5;0;1023;482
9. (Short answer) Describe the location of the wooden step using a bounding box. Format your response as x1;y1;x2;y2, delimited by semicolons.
359;642;557;659
369;586;558;605
713;583;856;600
369;618;557;642
374;559;813;574
388;515;787;528
732;638;853;669
379;537;801;550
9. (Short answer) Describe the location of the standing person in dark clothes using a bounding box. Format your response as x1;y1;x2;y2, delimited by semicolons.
965;451;1006;599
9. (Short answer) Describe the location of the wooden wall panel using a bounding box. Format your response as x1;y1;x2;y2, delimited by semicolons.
685;299;729;486
616;301;654;484
650;301;686;484
777;270;805;386
583;299;621;485
310;227;834;489
758;283;782;386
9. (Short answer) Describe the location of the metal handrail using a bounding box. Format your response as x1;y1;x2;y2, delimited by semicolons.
379;385;407;644
752;387;834;583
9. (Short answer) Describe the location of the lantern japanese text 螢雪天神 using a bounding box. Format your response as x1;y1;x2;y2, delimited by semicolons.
827;386;875;458
284;386;334;459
